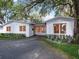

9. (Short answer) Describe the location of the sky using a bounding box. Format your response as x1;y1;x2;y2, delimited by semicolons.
13;0;17;2
13;0;55;21
14;0;17;2
42;11;55;21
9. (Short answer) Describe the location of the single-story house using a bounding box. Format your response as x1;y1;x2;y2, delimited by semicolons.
0;16;75;37
46;16;75;37
0;20;34;37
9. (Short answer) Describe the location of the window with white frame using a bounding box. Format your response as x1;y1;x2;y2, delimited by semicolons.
19;26;26;31
6;26;11;32
53;23;66;34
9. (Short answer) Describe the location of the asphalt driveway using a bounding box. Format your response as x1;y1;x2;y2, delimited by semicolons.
0;37;70;59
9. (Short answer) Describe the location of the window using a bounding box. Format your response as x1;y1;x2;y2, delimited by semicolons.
40;27;45;33
53;24;59;33
35;26;45;33
6;26;11;31
60;24;66;33
19;26;26;31
53;23;66;34
35;27;40;32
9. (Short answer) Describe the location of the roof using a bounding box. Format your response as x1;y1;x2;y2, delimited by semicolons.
34;23;46;26
45;16;75;22
2;20;35;26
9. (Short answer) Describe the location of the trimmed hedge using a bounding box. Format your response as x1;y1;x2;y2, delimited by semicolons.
0;33;26;40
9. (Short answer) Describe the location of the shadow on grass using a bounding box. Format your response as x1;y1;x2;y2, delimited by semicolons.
42;37;79;59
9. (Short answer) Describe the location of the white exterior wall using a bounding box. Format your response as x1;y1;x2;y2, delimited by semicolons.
46;19;74;36
28;25;34;36
35;33;46;35
25;24;33;37
3;22;26;34
0;27;3;33
66;20;74;36
3;22;34;37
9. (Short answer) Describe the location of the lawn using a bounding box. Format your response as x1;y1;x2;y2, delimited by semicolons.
42;38;79;59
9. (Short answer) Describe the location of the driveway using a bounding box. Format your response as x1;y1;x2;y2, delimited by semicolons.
0;36;70;59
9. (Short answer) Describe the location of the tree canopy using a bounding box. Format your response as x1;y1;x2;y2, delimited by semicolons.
22;0;79;19
0;0;13;23
0;0;79;23
22;0;73;16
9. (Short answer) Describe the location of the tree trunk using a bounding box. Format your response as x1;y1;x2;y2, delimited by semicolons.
72;0;79;34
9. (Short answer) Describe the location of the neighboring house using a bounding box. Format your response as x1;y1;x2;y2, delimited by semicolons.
0;16;75;37
46;16;75;37
0;20;34;37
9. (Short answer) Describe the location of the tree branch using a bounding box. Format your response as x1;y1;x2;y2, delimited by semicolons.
23;0;45;12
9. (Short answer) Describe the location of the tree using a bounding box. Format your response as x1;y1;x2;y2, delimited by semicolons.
10;2;43;23
23;0;72;16
29;13;43;23
23;0;79;34
0;0;13;23
72;0;79;18
10;3;27;20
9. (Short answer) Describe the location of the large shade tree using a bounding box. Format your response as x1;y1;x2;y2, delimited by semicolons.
22;0;79;34
23;0;79;18
0;0;13;23
22;0;73;16
10;3;27;20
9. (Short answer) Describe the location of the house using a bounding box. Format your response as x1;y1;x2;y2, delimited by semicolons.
0;20;34;37
46;16;75;37
0;16;75;37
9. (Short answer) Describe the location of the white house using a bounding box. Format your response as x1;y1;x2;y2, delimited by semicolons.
46;16;75;37
0;20;34;37
0;16;75;37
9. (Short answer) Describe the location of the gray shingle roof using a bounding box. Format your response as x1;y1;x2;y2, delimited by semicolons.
2;20;35;26
45;16;75;22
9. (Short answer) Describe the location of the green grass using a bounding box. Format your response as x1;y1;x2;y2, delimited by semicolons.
42;38;79;59
0;33;26;40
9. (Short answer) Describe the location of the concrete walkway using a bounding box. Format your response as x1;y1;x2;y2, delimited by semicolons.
0;37;71;59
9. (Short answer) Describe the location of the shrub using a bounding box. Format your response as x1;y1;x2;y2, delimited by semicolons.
46;35;75;43
71;34;79;44
0;33;26;40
